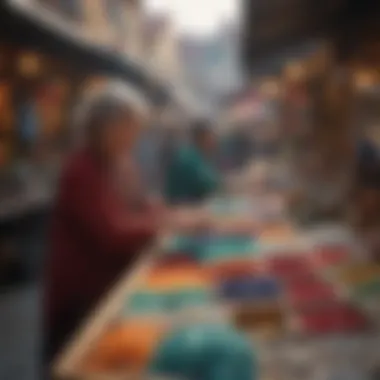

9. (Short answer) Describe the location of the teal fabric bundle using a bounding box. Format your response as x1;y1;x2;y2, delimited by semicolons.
170;289;212;309
164;235;256;263
164;235;207;260
208;198;252;216
149;323;256;380
200;236;256;263
127;291;167;314
126;289;213;316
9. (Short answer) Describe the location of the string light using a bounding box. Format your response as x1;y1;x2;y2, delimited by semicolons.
285;62;304;81
18;52;41;77
354;70;375;90
260;80;280;97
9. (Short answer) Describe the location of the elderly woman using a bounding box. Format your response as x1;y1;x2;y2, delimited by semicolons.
44;85;160;366
164;120;221;204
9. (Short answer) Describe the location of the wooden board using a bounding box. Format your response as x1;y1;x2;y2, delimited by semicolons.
52;219;380;380
52;244;166;380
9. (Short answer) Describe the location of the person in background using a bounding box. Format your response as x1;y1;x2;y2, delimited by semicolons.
44;85;161;368
160;126;186;191
164;119;221;204
134;124;161;194
356;138;379;181
352;137;380;219
351;137;380;261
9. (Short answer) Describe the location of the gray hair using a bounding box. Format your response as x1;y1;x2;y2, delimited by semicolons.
73;82;150;145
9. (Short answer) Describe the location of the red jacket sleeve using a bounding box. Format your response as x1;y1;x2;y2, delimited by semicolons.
59;159;157;255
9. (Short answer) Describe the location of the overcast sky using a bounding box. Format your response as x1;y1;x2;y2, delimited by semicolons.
143;0;238;37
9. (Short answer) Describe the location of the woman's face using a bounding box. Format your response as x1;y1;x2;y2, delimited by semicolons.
199;131;217;155
102;111;142;162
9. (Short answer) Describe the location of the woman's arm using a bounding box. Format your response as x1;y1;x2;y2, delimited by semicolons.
60;163;158;255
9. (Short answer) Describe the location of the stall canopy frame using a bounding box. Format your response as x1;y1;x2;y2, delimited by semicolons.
0;0;169;105
241;0;380;72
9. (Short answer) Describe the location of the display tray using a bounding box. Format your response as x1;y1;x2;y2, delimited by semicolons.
52;246;165;380
52;221;380;380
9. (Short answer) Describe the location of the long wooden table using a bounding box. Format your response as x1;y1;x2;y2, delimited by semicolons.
52;163;380;380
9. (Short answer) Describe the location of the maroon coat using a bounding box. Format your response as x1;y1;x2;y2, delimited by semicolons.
44;150;156;361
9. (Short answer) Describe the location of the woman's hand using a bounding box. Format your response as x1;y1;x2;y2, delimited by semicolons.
211;217;257;235
163;207;212;233
145;195;166;214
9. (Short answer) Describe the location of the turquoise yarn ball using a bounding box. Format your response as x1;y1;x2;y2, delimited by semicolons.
149;323;256;380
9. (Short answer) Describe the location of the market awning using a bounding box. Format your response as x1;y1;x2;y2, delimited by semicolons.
241;0;351;72
0;0;169;105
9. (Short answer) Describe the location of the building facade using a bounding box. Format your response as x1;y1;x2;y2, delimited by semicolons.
36;0;145;59
179;22;243;114
142;13;181;85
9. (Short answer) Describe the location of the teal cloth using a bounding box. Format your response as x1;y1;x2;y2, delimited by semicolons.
165;235;205;255
164;235;256;262
164;146;220;203
167;289;212;310
208;198;252;216
201;237;256;263
127;292;167;314
126;289;212;315
149;323;256;380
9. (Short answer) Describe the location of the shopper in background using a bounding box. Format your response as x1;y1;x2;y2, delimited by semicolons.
351;137;380;261
134;124;162;194
220;124;253;171
357;139;379;181
160;126;186;191
352;137;380;221
164;119;221;204
44;85;161;368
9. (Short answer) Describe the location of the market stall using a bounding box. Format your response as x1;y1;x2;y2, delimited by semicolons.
52;164;380;380
278;44;357;228
0;0;170;285
242;0;380;261
0;44;82;284
218;89;272;171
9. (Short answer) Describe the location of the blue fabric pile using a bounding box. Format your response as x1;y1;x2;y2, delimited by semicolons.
219;276;280;301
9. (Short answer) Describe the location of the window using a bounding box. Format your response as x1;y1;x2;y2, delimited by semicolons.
104;0;126;35
59;0;82;21
37;0;83;22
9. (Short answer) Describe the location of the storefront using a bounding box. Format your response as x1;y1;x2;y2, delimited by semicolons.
0;46;78;167
242;0;380;252
353;71;380;141
0;0;169;285
0;43;82;284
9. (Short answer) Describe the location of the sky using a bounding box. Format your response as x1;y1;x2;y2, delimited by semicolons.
144;0;238;37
